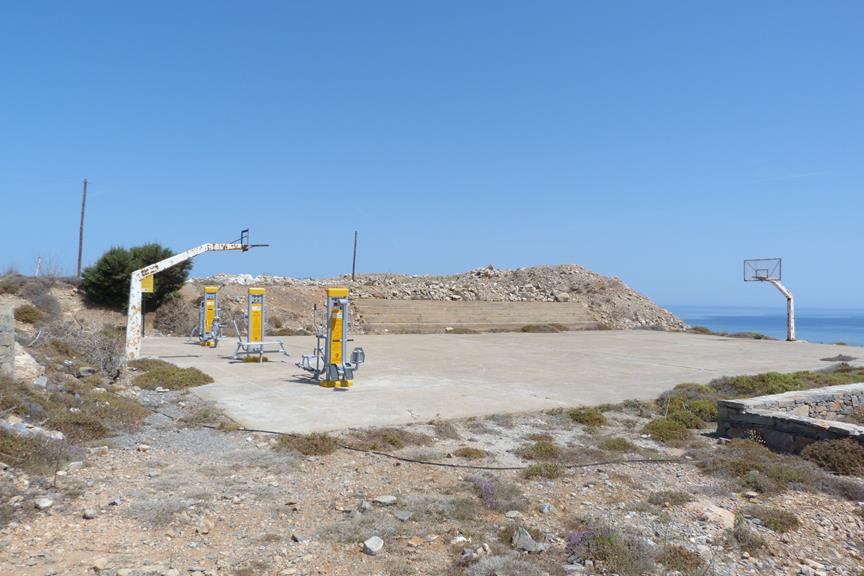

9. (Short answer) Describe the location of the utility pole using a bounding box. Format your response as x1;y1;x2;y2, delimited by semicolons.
351;230;358;281
76;178;88;278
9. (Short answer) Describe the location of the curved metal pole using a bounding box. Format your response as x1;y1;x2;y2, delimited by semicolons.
125;242;246;359
767;280;795;341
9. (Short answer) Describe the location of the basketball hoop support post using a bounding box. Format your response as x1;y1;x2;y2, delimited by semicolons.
767;280;795;341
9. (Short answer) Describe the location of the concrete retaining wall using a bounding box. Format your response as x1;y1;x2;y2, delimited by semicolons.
0;306;13;377
717;383;864;453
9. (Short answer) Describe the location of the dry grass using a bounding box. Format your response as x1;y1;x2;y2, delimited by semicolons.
598;436;637;452
348;427;433;451
0;428;69;473
431;419;461;440
14;304;44;324
275;433;338;456
468;475;527;511
726;514;765;554
523;462;563;479
453;446;488;460
742;505;800;533
647;490;693;507
132;365;214;390
656;544;704;573
515;438;561;461
801;438;864;476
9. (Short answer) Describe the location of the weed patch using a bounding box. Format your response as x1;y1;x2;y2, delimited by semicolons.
597;437;636;452
642;418;690;443
742;505;799;532
568;406;607;427
656;544;704;573
647;490;693;507
726;514;765;554
801;438;864;476
566;520;654;576
133;365;214;390
275;433;338;456
524;462;563;479
468;475;527;511
431;419;461;440
14;304;44;324
516;438;560;461
453;446;487;459
349;427;432;451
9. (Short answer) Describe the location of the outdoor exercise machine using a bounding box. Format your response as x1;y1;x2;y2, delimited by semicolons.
190;286;222;347
233;287;289;362
744;258;795;341
124;229;267;359
298;287;365;387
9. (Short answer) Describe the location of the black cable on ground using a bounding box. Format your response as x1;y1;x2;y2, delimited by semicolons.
187;418;682;472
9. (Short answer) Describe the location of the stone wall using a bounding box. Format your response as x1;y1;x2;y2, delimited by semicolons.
0;306;13;377
717;383;864;453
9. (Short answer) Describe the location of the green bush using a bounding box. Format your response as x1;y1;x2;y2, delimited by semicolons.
801;438;864;476
642;418;690;443
568;406;607;427
569;521;655;576
83;243;192;311
516;439;561;460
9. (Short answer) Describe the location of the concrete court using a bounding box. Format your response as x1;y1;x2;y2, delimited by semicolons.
140;331;863;433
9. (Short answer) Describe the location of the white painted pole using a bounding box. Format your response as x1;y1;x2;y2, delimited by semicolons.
768;280;795;341
124;242;247;360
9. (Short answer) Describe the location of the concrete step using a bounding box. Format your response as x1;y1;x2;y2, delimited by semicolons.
354;299;598;334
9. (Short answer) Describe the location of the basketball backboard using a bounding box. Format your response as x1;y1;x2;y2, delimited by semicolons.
744;258;781;282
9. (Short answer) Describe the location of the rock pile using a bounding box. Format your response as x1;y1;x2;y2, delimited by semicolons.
202;264;685;331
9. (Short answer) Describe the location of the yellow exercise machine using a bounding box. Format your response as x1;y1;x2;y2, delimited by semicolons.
233;287;289;362
191;286;222;347
298;287;365;387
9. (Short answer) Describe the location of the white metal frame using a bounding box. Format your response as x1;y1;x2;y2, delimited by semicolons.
125;242;247;359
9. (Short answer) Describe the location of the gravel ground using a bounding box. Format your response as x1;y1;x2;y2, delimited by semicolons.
1;389;862;576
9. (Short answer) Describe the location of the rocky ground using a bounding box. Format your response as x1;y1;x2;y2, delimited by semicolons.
2;384;862;576
175;265;685;336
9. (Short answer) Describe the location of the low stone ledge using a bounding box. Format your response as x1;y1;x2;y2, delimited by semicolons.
717;383;864;453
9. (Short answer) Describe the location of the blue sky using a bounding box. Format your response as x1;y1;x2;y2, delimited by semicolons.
1;2;862;308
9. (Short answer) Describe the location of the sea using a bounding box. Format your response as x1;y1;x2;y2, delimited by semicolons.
665;305;864;347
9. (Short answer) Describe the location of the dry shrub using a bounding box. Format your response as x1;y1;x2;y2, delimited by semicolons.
468;475;527;511
657;544;704;573
598;437;636;452
46;321;125;376
275;433;338;456
647;490;693;507
566;519;655;576
801;438;864;476
14;304;44;325
431;419;461;440
0;428;69;473
726;515;765;554
454;446;488;460
349;427;432;451
520;324;563;333
742;505;799;533
153;293;197;336
128;358;174;372
568;406;607;427
524;462;563;479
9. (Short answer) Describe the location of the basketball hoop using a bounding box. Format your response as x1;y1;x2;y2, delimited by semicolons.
743;257;795;341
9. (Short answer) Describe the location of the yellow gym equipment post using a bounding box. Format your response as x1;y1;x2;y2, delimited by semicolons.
298;287;365;388
192;286;222;347
233;287;289;362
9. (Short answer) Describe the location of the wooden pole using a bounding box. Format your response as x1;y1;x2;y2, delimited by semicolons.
351;230;358;281
76;178;88;278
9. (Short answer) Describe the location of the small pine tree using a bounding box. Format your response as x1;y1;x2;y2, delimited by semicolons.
82;244;192;311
